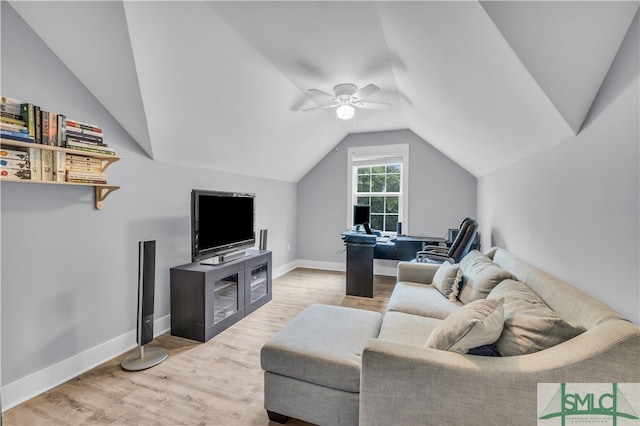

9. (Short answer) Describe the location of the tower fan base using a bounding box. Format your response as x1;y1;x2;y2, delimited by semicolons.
121;346;168;371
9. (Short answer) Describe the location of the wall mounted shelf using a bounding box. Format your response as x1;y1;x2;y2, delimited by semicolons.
1;138;121;209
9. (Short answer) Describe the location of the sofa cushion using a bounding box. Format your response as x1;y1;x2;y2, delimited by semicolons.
432;261;461;298
488;279;586;356
425;297;505;354
378;311;442;347
458;250;513;304
387;282;462;319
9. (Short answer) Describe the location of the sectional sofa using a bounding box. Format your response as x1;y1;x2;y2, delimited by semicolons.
261;248;640;425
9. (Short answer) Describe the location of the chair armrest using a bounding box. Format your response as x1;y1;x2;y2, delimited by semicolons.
415;251;455;264
422;245;448;252
396;261;439;284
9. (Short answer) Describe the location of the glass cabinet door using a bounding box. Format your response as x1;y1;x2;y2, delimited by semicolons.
213;273;239;324
249;263;268;303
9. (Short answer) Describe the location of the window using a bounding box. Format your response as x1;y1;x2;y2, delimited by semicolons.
347;144;409;234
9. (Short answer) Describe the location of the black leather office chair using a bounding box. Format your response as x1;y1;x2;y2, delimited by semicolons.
416;218;478;264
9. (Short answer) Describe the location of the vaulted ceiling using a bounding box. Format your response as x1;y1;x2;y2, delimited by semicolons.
8;1;638;182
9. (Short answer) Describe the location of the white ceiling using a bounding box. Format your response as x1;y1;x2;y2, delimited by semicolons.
8;1;639;182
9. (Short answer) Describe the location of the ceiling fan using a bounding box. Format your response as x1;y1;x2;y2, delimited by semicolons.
303;83;391;120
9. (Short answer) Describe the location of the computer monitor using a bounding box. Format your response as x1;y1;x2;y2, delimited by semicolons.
353;205;370;225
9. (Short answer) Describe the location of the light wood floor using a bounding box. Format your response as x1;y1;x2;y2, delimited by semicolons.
3;268;396;426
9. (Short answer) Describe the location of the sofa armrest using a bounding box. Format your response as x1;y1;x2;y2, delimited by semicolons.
396;261;439;285
360;321;640;426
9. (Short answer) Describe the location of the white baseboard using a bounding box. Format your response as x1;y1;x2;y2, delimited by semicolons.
1;258;398;411
1;315;170;411
294;259;398;277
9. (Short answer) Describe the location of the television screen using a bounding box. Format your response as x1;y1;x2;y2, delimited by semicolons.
191;190;255;262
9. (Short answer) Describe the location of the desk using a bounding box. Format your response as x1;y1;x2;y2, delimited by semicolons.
342;232;446;298
374;235;447;261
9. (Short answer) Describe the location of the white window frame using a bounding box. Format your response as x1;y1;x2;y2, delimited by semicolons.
347;144;409;235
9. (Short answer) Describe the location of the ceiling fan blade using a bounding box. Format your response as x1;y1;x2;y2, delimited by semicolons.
353;84;380;100
308;88;336;99
353;101;391;110
302;103;339;112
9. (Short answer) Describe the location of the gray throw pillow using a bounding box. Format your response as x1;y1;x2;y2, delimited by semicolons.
457;250;513;304
426;297;505;354
432;261;460;298
488;279;586;356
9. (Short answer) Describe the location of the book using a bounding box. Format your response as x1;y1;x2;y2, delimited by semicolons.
0;122;29;132
66;141;115;155
66;154;103;165
66;118;102;133
29;147;41;181
53;151;66;182
0;128;33;142
67;171;107;180
66;178;108;184
20;103;36;140
66;164;103;174
0;148;29;160
1;167;31;180
49;112;57;147
0;158;30;170
34;106;41;144
41;149;53;181
66;136;107;148
66;130;103;144
1;111;23;120
41;111;50;145
0;97;21;115
1;116;25;126
57;114;66;147
64;124;102;138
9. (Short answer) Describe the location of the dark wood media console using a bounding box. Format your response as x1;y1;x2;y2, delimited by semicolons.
170;249;272;342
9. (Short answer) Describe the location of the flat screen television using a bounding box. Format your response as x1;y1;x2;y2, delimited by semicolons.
191;189;255;263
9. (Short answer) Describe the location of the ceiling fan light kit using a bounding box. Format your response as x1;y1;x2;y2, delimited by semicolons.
303;83;391;120
336;103;355;120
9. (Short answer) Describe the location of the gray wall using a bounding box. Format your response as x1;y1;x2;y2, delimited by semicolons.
1;3;297;386
297;129;477;263
477;11;639;323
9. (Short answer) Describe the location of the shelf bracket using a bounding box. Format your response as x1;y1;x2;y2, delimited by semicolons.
95;186;120;209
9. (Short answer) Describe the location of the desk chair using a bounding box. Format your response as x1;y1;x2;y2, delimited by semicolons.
416;218;478;264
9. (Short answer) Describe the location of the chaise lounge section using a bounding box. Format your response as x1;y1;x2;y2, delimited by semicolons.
261;247;640;425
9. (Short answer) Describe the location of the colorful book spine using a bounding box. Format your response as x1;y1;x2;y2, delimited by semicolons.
20;103;36;139
49;112;57;147
66;130;103;144
0;128;33;141
0;167;31;180
34;105;41;144
66;141;115;155
0;148;29;160
57;114;66;147
0;158;30;170
41;111;50;145
66;119;102;133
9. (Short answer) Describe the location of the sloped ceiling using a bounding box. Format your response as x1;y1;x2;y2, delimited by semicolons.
7;1;639;182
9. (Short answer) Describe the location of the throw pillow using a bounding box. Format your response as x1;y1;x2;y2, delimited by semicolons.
432;261;460;298
488;279;586;356
425;297;505;354
457;250;513;304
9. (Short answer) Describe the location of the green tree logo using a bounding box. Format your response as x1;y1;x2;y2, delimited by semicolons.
539;383;639;425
